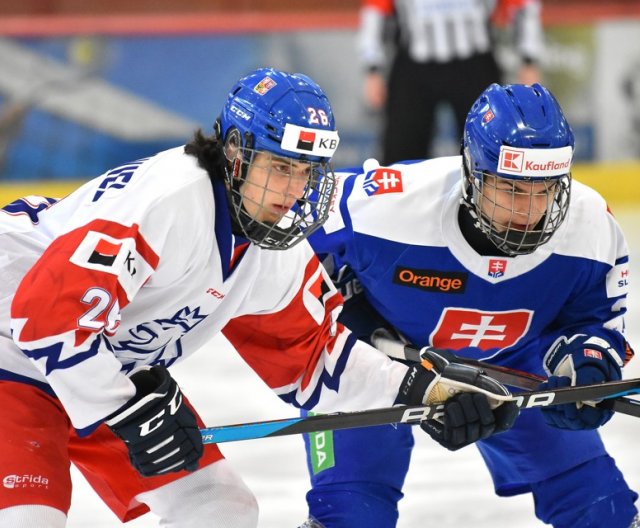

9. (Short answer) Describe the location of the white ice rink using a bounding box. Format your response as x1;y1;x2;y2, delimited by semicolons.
67;208;640;528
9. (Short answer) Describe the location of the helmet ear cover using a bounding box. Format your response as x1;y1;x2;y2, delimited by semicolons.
222;128;252;185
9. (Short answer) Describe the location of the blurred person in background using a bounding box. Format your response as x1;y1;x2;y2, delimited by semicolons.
299;82;639;528
0;67;517;528
360;0;543;164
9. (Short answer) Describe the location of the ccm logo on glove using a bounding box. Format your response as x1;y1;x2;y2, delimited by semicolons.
106;366;204;477
138;386;183;437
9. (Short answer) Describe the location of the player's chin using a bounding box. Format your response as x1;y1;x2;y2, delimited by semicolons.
256;211;285;225
508;224;530;232
265;206;291;221
496;219;539;232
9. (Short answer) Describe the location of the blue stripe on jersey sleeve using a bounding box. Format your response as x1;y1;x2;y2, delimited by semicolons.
278;331;357;411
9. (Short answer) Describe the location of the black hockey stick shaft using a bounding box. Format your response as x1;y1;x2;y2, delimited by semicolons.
200;377;640;444
370;332;640;417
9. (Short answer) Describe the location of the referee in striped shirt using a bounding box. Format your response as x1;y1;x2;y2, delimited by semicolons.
359;0;544;164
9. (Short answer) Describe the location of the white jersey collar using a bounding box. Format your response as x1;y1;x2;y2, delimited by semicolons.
441;179;568;283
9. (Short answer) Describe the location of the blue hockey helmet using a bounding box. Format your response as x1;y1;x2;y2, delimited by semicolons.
463;83;574;177
216;68;339;250
218;67;339;165
461;83;574;255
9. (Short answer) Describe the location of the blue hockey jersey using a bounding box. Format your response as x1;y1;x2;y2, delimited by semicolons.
309;156;632;373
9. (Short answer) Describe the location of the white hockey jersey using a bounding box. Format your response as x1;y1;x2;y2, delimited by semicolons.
0;147;407;436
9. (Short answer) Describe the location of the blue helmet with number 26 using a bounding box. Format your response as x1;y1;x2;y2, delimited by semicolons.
462;83;574;256
218;67;339;164
216;68;339;250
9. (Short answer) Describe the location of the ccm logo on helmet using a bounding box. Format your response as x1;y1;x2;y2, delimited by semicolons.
229;103;253;122
498;146;573;177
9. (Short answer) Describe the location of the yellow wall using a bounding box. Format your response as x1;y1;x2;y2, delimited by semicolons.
572;162;640;206
0;162;638;208
0;180;85;206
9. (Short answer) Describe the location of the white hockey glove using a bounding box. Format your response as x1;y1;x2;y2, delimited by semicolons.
396;348;519;450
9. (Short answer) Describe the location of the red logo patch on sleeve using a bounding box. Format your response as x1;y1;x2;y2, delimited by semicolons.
363;168;404;196
88;238;122;267
583;348;603;360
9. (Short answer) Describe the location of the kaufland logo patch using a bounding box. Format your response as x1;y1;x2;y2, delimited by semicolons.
500;150;522;171
498;146;573;177
254;77;276;95
280;124;339;157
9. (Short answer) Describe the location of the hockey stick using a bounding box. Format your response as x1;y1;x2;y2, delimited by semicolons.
370;331;640;418
200;377;640;444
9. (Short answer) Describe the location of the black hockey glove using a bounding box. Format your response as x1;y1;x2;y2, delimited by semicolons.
420;391;519;451
540;334;622;430
106;366;204;477
396;348;519;451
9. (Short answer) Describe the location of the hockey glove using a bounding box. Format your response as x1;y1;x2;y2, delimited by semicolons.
540;334;623;430
396;348;519;451
106;366;204;477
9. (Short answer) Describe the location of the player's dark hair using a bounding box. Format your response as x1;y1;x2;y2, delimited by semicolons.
184;129;227;181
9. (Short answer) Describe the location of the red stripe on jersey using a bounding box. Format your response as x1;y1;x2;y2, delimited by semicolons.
222;256;343;391
309;272;324;301
230;242;249;270
11;219;159;345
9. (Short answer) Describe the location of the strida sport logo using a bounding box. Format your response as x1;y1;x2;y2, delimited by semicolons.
3;473;50;489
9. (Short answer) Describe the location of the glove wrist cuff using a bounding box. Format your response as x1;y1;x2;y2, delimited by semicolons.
397;364;437;405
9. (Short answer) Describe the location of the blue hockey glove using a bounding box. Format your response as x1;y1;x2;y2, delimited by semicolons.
106;366;204;477
396;348;519;450
540;334;623;430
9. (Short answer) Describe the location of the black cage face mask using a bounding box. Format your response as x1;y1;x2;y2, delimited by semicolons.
223;133;336;250
462;166;571;256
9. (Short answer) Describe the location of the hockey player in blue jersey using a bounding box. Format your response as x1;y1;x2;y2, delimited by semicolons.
300;83;639;527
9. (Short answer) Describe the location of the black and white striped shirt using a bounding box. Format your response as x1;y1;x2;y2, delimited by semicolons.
359;0;543;67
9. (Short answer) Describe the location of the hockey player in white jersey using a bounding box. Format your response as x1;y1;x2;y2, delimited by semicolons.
301;83;639;527
0;68;517;527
